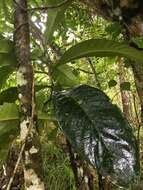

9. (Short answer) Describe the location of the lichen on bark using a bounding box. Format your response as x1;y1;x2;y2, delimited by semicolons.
13;0;45;189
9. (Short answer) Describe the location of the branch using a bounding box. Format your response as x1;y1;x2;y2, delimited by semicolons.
77;68;94;74
35;70;49;75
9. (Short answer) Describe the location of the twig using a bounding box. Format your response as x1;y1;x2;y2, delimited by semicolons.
87;58;101;88
6;100;35;190
77;68;94;74
111;91;120;102
6;143;25;190
13;0;27;12
35;70;49;75
132;94;141;143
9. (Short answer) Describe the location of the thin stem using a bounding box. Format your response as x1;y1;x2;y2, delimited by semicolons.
87;58;101;89
77;68;94;74
6;114;34;190
6;143;25;190
132;94;141;143
35;70;49;75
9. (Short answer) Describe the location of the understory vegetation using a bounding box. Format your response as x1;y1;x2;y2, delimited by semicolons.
0;0;143;190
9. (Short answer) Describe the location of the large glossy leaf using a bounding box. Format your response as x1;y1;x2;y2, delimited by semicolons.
57;39;143;65
44;0;72;45
54;85;139;186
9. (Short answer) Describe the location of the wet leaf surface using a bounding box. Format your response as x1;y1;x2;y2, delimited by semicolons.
54;84;139;186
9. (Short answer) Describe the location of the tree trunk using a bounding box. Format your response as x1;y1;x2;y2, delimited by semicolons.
131;62;143;123
118;57;130;121
13;0;45;189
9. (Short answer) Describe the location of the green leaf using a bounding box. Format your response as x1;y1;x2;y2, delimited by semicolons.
124;59;132;68
0;120;19;161
108;79;117;88
0;103;19;121
131;37;143;49
37;111;55;121
0;65;15;89
44;0;72;45
0;52;16;67
0;102;19;161
0;87;17;105
48;127;58;141
105;23;122;39
0;47;17;89
120;82;131;91
0;38;14;53
53;65;79;87
35;85;51;92
57;39;143;65
54;85;139;187
0;85;49;105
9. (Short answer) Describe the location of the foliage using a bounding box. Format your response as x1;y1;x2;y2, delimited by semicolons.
57;39;143;65
42;137;76;190
120;82;131;91
108;79;117;88
0;0;142;189
44;0;72;45
53;65;78;87
131;37;143;49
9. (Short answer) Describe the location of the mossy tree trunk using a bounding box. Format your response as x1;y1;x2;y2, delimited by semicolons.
13;0;45;189
118;57;130;121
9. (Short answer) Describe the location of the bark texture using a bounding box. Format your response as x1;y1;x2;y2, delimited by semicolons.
13;0;45;189
118;58;130;121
